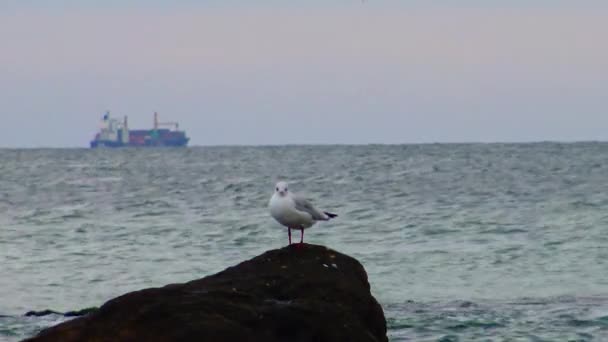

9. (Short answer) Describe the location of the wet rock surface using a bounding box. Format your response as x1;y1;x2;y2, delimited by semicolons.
24;244;387;342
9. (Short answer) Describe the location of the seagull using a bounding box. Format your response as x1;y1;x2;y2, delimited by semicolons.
269;181;337;245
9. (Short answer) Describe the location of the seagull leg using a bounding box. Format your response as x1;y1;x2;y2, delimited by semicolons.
288;227;292;245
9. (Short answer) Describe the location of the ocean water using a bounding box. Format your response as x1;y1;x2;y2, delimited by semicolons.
1;143;607;341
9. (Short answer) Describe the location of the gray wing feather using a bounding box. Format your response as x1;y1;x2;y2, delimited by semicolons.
293;195;327;220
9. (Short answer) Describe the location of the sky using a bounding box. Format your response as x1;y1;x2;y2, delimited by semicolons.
1;1;607;147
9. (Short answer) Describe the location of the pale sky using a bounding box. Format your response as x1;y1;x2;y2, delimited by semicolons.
1;1;607;147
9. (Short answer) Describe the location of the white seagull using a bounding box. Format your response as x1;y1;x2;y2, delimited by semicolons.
269;181;337;245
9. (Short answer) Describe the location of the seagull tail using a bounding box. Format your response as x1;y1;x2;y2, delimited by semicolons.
324;211;338;219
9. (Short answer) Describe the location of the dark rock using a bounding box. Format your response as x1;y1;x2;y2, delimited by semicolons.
24;310;61;317
24;307;98;318
24;244;387;342
63;307;99;317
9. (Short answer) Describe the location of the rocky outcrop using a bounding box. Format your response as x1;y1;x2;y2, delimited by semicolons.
24;308;98;318
24;244;387;342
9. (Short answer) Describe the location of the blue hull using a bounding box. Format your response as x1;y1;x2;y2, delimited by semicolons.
90;139;189;148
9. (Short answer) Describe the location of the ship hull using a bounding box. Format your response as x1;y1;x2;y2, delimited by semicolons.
90;138;189;148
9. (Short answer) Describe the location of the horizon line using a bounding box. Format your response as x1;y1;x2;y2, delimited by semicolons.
2;140;608;149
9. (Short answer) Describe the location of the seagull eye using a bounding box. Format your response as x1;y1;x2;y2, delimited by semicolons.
276;187;279;191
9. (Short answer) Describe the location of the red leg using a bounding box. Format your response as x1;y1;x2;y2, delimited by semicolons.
292;229;304;249
288;227;292;245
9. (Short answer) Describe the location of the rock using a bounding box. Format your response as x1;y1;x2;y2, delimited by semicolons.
24;310;62;317
24;244;387;342
24;307;98;318
63;307;99;317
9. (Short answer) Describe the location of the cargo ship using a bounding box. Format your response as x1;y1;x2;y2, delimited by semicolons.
90;111;189;148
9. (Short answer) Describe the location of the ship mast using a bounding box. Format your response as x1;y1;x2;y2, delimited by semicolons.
153;112;179;130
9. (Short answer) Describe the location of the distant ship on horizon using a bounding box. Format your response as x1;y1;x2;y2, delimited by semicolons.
90;111;189;148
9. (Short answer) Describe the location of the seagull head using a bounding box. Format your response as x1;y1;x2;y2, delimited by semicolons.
275;181;289;197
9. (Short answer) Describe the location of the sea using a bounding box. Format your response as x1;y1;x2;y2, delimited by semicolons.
1;143;607;341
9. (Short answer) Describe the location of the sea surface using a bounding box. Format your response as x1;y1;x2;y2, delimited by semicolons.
1;144;607;341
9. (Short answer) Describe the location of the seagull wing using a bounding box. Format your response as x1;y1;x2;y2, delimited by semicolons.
293;194;329;221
